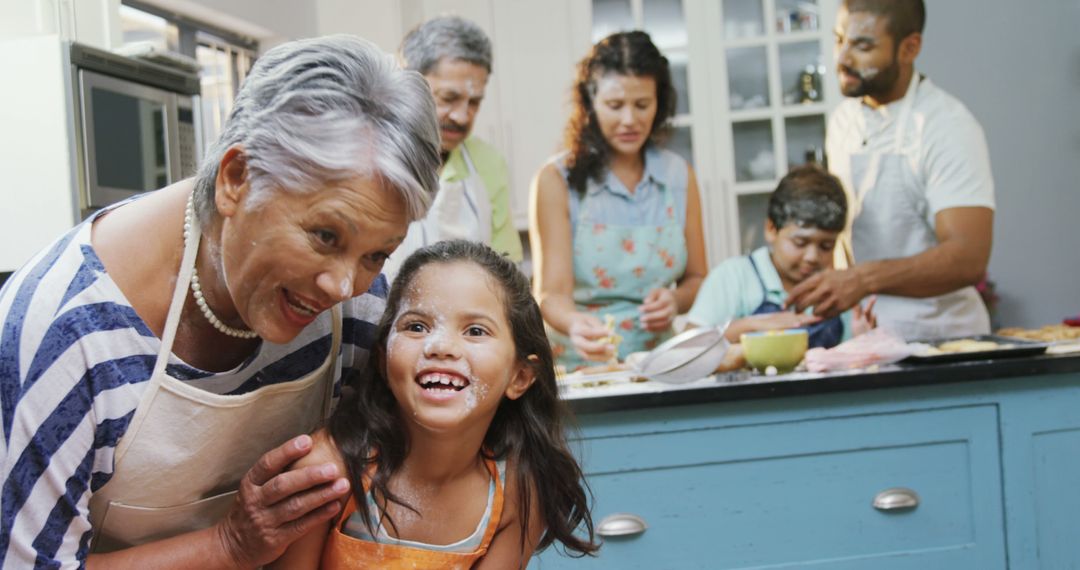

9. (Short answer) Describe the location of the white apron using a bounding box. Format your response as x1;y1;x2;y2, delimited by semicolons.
87;204;340;553
842;74;990;341
383;143;492;281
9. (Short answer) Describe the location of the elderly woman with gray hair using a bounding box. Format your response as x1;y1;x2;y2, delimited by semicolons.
0;35;440;568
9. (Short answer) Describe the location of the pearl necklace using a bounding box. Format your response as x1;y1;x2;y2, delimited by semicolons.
184;195;259;339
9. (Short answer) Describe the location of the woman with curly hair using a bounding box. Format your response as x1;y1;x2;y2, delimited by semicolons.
528;31;708;371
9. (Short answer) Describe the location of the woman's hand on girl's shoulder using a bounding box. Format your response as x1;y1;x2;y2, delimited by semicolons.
262;430;348;570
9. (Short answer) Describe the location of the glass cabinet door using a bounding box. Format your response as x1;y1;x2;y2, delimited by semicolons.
727;46;770;111
592;0;635;42
717;0;836;253
779;41;825;106
722;0;765;39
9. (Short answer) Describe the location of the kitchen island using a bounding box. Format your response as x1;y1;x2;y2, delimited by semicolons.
536;353;1080;570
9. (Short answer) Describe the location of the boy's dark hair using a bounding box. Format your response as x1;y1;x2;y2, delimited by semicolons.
564;30;676;196
767;165;848;232
843;0;926;42
328;239;598;558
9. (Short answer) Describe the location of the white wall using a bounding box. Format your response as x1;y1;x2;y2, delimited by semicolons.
0;0;121;48
134;0;314;46
0;35;81;273
918;0;1080;328
314;0;410;53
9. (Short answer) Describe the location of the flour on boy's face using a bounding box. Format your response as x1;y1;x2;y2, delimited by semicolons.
385;261;523;432
766;221;839;288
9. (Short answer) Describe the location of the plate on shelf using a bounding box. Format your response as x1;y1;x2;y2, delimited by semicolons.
904;334;1049;364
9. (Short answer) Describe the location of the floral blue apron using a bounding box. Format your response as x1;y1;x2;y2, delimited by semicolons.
549;182;687;371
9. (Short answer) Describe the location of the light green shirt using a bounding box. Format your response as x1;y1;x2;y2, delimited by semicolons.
688;246;853;340
443;137;523;262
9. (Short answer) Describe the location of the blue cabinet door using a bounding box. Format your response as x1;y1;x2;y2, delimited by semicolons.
536;405;1005;569
998;380;1080;569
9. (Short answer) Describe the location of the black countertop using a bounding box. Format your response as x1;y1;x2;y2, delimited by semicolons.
564;352;1080;415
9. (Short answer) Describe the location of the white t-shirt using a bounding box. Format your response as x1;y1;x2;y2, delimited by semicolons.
825;75;995;339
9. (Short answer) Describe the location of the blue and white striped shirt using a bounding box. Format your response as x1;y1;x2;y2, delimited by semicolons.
0;215;386;568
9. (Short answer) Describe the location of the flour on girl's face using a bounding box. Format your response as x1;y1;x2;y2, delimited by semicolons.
385;262;523;426
387;298;489;413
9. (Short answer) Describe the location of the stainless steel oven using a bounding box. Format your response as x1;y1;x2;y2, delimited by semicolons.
71;43;201;210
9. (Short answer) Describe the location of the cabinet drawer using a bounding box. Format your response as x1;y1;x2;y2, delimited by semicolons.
537;406;1004;569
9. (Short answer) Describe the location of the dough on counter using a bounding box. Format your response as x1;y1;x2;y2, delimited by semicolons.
936;339;1003;353
999;324;1080;342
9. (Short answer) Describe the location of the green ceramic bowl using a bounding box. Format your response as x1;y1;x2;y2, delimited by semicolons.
740;328;809;373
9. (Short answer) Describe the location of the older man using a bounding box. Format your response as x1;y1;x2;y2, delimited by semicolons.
384;15;523;279
787;0;995;340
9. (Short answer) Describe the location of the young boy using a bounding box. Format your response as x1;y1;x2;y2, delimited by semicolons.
688;165;874;348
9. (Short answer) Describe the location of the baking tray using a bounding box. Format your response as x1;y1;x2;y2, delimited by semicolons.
904;334;1049;364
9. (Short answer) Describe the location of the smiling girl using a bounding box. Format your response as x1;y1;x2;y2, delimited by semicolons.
269;240;597;569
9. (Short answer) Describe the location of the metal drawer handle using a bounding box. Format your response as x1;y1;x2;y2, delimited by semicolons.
597;512;648;537
873;487;920;511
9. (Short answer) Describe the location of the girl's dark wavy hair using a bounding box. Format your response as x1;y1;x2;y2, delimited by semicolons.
328;239;598;559
564;30;676;196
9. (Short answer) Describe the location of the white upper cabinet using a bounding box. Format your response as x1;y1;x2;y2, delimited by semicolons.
703;0;841;255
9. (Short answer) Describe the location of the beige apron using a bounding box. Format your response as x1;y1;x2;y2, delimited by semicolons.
87;204;341;553
383;143;491;280
841;74;989;340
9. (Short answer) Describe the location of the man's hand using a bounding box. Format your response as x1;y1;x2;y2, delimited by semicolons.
785;268;868;318
216;435;351;568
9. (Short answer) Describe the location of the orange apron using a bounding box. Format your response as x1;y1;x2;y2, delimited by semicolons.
320;457;504;569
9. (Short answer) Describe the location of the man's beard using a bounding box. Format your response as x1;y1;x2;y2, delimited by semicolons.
838;57;900;98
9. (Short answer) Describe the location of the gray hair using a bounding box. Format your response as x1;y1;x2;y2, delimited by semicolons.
398;15;492;75
192;34;440;225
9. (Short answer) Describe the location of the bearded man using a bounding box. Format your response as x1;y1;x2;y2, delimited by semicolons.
787;0;996;340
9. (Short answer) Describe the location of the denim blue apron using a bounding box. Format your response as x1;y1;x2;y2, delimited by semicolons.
549;181;687;371
747;255;844;349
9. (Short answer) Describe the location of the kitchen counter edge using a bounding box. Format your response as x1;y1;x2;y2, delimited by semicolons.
565;352;1080;415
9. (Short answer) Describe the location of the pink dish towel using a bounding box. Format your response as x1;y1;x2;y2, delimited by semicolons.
804;328;915;373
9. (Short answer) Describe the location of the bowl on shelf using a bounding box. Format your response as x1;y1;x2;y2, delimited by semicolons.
740;328;809;373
